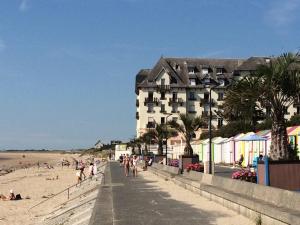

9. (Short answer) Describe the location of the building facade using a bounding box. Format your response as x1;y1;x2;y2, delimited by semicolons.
135;57;300;138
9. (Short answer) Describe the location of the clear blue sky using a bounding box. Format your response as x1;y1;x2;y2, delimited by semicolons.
0;0;299;149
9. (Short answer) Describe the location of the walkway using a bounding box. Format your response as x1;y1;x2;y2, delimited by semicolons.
89;162;253;225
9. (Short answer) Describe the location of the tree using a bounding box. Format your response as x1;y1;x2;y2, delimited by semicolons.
142;123;177;155
220;76;265;131
168;114;206;156
254;53;300;160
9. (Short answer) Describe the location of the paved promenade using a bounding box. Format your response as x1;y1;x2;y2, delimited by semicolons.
89;162;253;225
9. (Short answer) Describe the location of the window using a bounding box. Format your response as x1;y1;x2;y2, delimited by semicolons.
202;68;208;75
147;117;155;128
172;92;177;100
188;67;195;74
218;118;223;128
189;104;195;113
161;117;165;124
175;64;180;70
284;106;289;115
172;104;178;113
189;92;196;100
148;92;153;101
204;93;209;101
297;107;300;115
161;104;166;113
216;68;223;75
218;92;224;101
147;103;154;113
219;79;225;86
161;92;165;100
161;78;165;85
189;79;196;86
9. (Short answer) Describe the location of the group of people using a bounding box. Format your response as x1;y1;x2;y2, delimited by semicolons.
76;159;99;185
119;154;139;177
0;190;22;201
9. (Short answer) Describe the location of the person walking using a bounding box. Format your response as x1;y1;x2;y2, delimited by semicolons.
123;154;130;177
132;155;138;177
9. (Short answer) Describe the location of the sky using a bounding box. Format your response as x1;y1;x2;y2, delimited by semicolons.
0;0;299;149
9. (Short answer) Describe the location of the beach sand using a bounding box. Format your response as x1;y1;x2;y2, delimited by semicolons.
0;152;91;225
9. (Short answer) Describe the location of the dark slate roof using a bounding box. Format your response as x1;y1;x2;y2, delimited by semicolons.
135;69;151;94
135;57;245;91
236;57;270;71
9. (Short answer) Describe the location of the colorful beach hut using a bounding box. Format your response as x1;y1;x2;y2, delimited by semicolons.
212;137;227;163
237;133;267;166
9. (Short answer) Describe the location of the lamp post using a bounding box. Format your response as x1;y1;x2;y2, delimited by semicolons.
164;113;172;165
205;78;220;174
209;86;213;174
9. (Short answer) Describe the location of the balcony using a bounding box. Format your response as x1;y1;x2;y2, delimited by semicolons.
188;97;197;101
136;99;139;107
171;110;180;113
168;98;184;106
200;98;216;107
146;122;156;129
202;111;209;117
156;84;170;92
144;97;160;106
147;110;156;113
160;110;167;113
136;112;139;120
188;110;197;114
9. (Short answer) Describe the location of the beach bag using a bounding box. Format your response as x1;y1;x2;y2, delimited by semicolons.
15;194;22;200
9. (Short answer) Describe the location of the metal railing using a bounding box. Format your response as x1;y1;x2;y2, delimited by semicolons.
29;162;107;211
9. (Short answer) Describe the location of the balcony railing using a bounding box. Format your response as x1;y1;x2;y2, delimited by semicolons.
200;98;216;107
168;98;184;106
188;110;197;114
156;85;170;92
146;122;156;129
202;111;209;117
144;97;160;106
147;110;156;113
171;110;180;113
188;97;197;101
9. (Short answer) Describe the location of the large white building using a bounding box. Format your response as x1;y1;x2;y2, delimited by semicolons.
135;57;300;139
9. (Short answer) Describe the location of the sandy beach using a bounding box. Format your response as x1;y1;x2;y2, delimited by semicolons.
0;152;93;225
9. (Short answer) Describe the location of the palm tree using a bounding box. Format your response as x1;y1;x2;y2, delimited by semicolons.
220;76;265;131
168;113;207;156
255;53;300;160
142;123;177;155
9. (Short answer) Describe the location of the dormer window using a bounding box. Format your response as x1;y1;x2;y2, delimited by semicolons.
175;64;180;70
216;68;223;75
189;79;196;86
202;68;208;75
188;66;195;74
219;79;225;86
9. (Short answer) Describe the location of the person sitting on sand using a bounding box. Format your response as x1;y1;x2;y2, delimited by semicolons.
9;190;16;200
0;194;7;200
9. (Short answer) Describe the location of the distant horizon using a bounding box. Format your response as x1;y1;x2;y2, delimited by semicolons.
0;0;299;149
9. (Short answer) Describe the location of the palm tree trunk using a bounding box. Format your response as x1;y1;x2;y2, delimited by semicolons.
184;139;193;156
270;118;289;160
158;140;163;155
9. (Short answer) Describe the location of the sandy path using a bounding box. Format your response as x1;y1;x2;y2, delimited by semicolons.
139;170;254;225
